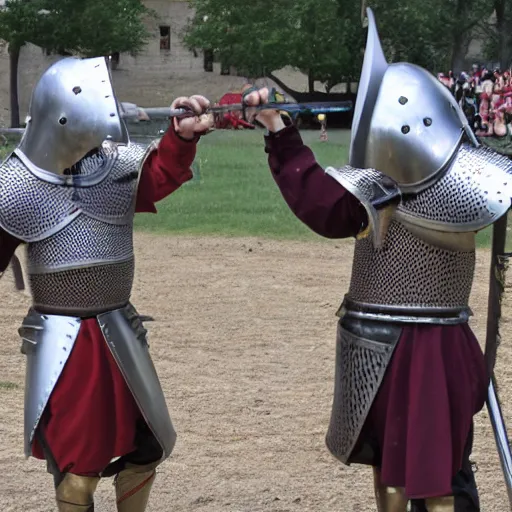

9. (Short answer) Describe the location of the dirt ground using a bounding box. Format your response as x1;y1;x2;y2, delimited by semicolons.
1;233;511;511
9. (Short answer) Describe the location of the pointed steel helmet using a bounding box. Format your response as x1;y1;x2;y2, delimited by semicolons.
17;56;128;175
350;8;477;194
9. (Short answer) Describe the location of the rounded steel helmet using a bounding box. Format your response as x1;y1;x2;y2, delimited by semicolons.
17;56;128;175
350;8;477;194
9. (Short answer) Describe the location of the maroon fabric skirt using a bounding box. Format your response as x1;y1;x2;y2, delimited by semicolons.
32;319;142;476
358;323;488;499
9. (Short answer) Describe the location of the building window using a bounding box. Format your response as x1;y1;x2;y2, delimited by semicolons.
110;52;120;70
160;26;170;51
204;49;213;72
221;62;230;75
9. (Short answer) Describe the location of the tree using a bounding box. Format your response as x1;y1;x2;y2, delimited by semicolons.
359;0;492;73
185;0;493;96
0;0;154;127
433;0;492;72
291;0;364;89
361;0;447;70
0;0;44;128
482;0;512;70
184;0;362;93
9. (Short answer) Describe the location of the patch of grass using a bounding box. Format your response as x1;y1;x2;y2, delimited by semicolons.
134;129;351;241
476;226;492;248
0;143;14;161
0;381;19;390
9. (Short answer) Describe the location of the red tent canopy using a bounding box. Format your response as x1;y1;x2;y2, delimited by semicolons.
214;92;255;130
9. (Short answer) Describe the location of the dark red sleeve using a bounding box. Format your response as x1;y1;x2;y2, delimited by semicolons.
265;125;368;239
0;228;22;273
135;127;198;213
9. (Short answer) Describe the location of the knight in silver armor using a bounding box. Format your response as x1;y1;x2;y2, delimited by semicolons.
0;56;213;511
245;8;510;511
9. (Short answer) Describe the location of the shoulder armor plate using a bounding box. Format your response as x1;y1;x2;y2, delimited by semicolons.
325;165;401;248
396;143;512;232
0;155;78;242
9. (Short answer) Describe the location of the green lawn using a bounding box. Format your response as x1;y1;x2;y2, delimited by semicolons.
134;129;351;240
0;145;12;161
0;130;494;246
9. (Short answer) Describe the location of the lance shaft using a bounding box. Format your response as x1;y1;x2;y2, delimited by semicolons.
485;211;512;509
145;100;353;119
485;213;508;374
0;100;353;135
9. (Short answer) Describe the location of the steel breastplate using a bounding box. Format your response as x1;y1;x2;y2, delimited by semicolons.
341;220;475;324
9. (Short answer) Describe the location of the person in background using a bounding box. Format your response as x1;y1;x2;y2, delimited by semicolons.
318;113;328;141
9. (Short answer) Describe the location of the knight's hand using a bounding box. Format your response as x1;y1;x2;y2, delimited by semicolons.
171;95;214;140
242;85;286;133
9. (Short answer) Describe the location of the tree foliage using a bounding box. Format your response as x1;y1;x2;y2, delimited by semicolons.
365;0;492;71
0;0;154;126
184;0;362;88
184;0;493;93
0;0;153;55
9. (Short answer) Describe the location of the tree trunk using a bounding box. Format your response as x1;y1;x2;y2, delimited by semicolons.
9;43;21;128
449;0;480;74
267;71;356;129
450;33;470;74
307;72;315;93
267;72;299;99
495;0;510;70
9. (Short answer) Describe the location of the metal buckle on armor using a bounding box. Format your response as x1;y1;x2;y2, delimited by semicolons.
18;310;45;354
356;224;371;241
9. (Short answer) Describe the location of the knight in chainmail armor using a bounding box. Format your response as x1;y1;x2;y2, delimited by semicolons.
0;56;213;511
243;9;512;512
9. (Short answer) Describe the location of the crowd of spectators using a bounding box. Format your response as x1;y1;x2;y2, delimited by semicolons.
437;64;512;138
